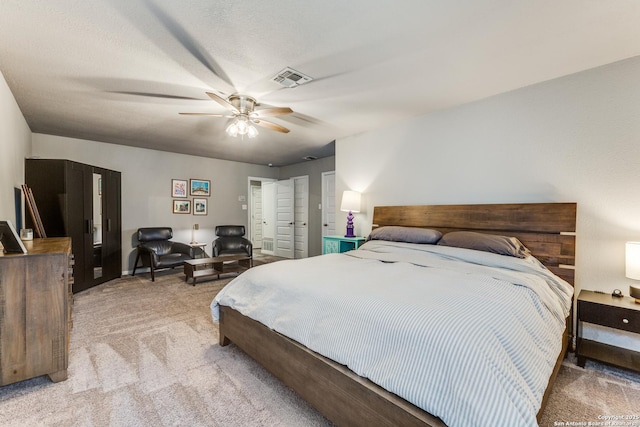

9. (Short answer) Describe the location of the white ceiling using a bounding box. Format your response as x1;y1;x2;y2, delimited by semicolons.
1;1;639;166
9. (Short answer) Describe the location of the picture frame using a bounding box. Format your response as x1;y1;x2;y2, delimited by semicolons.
171;179;188;198
193;198;208;215
172;199;191;214
0;220;28;254
190;179;211;196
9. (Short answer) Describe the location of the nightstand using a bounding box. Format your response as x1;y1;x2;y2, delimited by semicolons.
323;236;366;254
576;290;640;372
189;243;208;258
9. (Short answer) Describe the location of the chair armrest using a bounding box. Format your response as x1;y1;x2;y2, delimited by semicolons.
137;243;160;265
171;241;195;257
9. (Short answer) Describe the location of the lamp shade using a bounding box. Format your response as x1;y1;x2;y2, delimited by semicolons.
340;191;361;213
625;242;640;280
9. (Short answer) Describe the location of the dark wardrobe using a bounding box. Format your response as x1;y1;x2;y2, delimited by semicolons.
25;159;122;293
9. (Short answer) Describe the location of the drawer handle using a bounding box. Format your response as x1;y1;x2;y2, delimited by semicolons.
623;318;629;324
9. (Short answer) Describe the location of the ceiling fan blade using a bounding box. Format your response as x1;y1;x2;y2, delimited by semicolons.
179;112;227;117
254;107;294;118
254;119;290;133
145;2;235;92
206;92;239;113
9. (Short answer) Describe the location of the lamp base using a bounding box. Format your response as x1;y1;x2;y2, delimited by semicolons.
345;210;355;238
630;285;640;304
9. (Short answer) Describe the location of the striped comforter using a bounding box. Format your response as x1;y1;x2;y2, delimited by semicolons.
211;241;573;427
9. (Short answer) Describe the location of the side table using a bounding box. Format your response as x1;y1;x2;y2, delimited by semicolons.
576;289;640;373
323;236;366;254
189;242;208;258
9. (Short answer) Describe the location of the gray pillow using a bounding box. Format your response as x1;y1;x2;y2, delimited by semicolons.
366;226;442;244
437;231;530;258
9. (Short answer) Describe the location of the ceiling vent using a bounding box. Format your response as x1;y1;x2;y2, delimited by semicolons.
271;67;313;88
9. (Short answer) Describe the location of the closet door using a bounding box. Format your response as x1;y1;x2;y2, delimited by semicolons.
101;169;121;281
65;161;93;292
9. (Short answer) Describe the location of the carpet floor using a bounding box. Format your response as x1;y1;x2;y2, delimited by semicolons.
1;256;639;426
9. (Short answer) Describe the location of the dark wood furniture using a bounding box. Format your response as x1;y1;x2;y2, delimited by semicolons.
184;255;251;285
218;202;577;427
576;290;640;372
0;238;73;385
25;159;122;293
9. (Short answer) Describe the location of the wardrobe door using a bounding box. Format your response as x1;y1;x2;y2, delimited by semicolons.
65;161;93;293
101;169;122;281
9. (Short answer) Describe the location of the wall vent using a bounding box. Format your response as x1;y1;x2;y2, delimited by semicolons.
262;238;274;252
271;67;313;88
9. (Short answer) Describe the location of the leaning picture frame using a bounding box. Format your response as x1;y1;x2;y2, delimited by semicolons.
172;199;191;214
190;179;210;196
0;220;28;254
172;179;188;198
193;198;207;215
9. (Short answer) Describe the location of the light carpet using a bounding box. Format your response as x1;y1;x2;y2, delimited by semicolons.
0;258;638;426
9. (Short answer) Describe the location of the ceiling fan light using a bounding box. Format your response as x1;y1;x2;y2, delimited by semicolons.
237;118;249;135
226;121;239;137
247;125;259;138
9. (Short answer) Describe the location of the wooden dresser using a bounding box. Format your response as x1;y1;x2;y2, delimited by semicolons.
0;238;73;386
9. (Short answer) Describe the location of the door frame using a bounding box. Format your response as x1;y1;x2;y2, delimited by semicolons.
247;176;276;250
321;171;336;250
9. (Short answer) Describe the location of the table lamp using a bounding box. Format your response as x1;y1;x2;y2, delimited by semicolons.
340;190;361;238
191;223;199;244
624;241;640;303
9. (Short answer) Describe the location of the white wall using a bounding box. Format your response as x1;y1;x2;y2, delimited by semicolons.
336;55;640;350
0;71;31;225
32;134;279;273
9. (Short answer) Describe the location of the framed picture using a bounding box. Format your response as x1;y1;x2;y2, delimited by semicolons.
193;198;207;215
172;179;188;198
190;179;211;196
172;199;191;214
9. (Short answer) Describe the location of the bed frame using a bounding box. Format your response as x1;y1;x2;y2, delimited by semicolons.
219;202;577;426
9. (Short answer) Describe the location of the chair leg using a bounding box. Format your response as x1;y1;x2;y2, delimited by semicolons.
149;253;155;282
132;252;140;276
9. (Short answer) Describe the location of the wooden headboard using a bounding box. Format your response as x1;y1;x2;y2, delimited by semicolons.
372;203;576;285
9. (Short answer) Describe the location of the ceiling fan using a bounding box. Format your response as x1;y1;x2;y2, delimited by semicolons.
180;92;293;138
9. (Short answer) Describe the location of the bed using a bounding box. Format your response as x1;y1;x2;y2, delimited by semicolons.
211;203;576;426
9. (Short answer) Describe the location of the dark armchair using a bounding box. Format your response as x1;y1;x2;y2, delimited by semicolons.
132;227;197;281
212;225;253;261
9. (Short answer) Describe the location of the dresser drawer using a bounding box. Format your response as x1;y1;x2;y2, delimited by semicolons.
579;300;640;334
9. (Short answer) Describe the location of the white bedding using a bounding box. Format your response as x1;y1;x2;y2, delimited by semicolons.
211;241;573;427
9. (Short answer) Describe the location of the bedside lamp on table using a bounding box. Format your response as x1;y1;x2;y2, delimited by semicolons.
624;241;640;303
340;190;361;238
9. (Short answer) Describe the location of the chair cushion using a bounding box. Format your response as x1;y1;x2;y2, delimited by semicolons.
155;253;192;268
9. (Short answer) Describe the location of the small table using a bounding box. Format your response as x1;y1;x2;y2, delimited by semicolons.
576;290;640;373
183;255;251;285
322;236;366;254
189;243;208;258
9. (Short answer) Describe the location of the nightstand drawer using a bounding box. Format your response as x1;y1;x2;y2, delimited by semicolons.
579;300;640;334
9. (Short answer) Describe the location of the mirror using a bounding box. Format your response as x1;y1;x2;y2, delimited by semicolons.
93;172;103;279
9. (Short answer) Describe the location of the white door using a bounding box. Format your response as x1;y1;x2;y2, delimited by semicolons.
321;171;336;242
250;184;263;249
293;175;309;259
275;179;295;258
261;182;275;255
